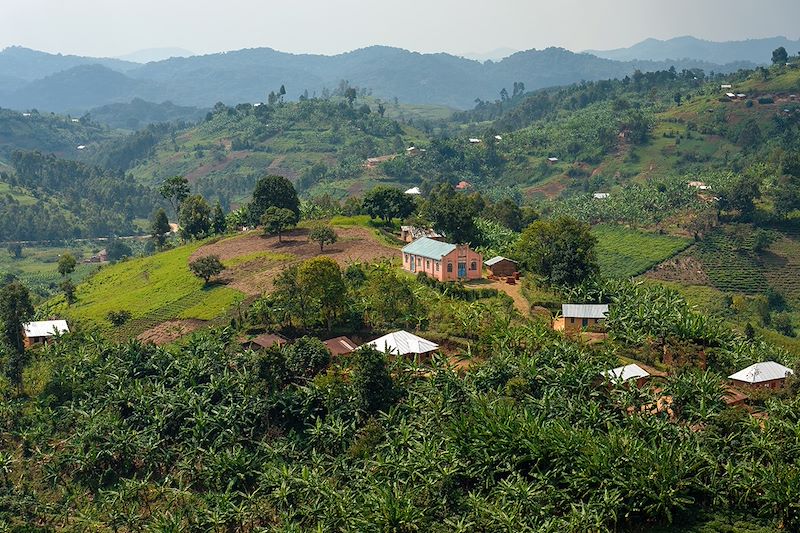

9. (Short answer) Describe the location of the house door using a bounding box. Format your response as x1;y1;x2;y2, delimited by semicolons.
410;256;415;272
458;262;466;278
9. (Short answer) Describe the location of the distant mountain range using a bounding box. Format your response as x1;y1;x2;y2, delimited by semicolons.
115;47;196;64
587;36;800;65
0;44;757;112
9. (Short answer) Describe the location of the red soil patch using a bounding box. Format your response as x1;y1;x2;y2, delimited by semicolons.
265;156;299;182
191;227;400;296
646;255;710;285
137;319;206;345
526;177;566;199
184;151;250;183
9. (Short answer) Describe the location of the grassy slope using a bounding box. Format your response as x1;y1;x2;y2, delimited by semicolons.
593;224;691;279
55;241;244;338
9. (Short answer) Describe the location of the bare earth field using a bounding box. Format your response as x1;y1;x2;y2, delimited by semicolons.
191;226;400;296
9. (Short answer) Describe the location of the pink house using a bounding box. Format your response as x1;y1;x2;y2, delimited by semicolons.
402;237;483;282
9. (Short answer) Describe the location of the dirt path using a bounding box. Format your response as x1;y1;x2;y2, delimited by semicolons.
467;278;530;315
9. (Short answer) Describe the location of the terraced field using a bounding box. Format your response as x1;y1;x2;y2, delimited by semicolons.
695;228;770;295
593;225;691;279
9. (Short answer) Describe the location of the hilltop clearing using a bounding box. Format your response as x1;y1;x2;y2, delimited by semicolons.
52;224;400;342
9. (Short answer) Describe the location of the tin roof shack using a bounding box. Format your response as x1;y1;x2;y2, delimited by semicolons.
402;237;483;282
485;256;518;279
323;336;357;357
363;330;439;357
602;363;651;388
729;361;794;389
240;333;288;351
400;226;444;243
557;304;609;336
23;320;69;349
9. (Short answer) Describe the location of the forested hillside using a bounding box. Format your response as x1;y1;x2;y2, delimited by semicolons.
0;45;754;112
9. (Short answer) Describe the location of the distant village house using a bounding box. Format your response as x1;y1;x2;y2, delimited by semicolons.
728;361;794;389
402;237;483;282
556;304;609;336
240;333;288;351
23;320;69;349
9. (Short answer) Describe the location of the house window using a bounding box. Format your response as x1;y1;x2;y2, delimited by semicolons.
404;253;408;262
436;262;440;271
447;262;453;273
570;317;575;324
470;261;477;271
426;260;430;269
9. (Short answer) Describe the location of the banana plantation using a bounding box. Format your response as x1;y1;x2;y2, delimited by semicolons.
0;276;798;532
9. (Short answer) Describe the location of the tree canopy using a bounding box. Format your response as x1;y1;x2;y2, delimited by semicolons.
516;216;598;286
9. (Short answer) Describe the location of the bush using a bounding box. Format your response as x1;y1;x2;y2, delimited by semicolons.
189;255;225;284
285;336;331;378
107;310;132;326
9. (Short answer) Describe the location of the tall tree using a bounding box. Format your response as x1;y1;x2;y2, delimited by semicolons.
57;253;77;277
212;202;227;235
423;185;479;243
159;176;190;219
250;175;300;225
362;186;415;223
150;208;171;250
351;346;397;414
189;255;224;285
297;257;346;331
179;195;211;240
772;46;789;65
515;217;598;286
261;207;297;242
0;282;33;391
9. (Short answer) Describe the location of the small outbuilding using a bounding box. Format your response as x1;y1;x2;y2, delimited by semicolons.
404;186;422;196
485;256;518;278
455;180;472;190
728;361;794;389
602;363;650;387
23;320;70;349
547;157;559;163
592;192;610;199
400;226;444;243
241;333;288;351
323;336;358;356
559;304;609;336
468;138;482;144
363;330;439;357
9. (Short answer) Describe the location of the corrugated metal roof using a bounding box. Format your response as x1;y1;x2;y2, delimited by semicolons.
728;361;794;384
602;363;649;383
24;320;69;338
485;256;517;266
324;336;357;356
562;304;609;319
363;330;439;355
402;237;456;260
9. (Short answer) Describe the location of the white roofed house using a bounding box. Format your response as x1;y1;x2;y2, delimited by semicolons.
23;320;69;349
556;304;609;336
363;330;439;357
404;186;421;196
592;192;610;199
728;361;794;389
602;363;651;387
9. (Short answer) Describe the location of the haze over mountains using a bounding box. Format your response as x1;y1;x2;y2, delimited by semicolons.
0;36;784;114
588;35;800;65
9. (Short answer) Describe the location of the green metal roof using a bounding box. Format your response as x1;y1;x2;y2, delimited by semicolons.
402;237;456;260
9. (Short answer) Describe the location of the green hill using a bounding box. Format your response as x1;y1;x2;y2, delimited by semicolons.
125;97;429;203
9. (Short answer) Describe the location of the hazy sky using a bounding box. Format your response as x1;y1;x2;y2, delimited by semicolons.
3;0;800;58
